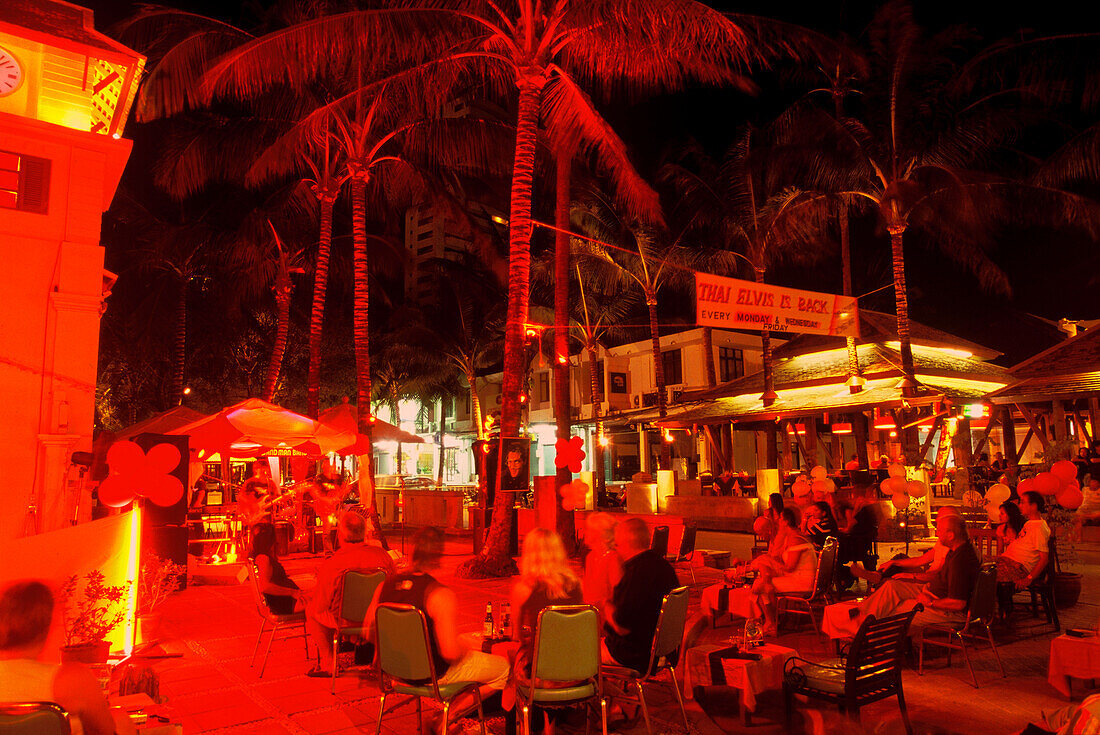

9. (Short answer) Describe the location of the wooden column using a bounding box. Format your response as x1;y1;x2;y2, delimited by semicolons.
1052;400;1067;443
805;420;820;469
854;412;870;468
952;419;974;492
1001;406;1018;479
765;427;778;470
1089;397;1100;443
780;422;793;473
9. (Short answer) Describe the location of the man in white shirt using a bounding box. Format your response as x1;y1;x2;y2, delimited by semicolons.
1013;491;1051;589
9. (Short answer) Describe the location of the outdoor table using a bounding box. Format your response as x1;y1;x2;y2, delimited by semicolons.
681;642;797;725
459;632;520;658
110;692;182;734
1049;634;1100;699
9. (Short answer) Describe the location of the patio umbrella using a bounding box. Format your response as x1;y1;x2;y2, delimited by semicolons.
170;398;320;456
313;400;424;456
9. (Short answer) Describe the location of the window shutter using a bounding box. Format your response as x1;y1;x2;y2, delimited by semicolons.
19;156;51;214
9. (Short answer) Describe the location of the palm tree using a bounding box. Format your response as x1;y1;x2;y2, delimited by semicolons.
569;187;694;470
184;0;757;576
795;1;1025;392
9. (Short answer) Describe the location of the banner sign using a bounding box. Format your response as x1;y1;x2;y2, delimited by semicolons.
695;272;859;337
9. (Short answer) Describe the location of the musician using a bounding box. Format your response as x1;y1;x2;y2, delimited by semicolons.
238;461;279;535
311;461;346;553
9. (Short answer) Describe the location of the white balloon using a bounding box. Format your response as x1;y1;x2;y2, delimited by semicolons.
811;465;828;480
986;483;1010;505
888;463;906;479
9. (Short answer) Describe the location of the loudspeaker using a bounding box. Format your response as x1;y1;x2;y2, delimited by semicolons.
141;525;189;589
133;433;189;527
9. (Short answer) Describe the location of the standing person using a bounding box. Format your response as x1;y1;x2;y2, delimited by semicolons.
0;580;136;735
249;522;305;614
1074;447;1091;486
311;461;347;553
602;519;679;673
366;527;508;734
992;452;1008;474
836;484;880;590
508;528;584;733
581;513;623;615
304;513;394;677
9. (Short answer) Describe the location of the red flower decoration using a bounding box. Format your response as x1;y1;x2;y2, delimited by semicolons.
554;436;586;473
98;441;185;508
560;479;590;511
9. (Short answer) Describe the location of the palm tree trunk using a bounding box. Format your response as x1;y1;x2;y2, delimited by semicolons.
469;373;484;440
756;267;777;407
587;345;606;502
840;202;862;393
390;398;403;475
436;400;446;486
350;172;387;550
553;146;577;551
702;326;717;386
459;73;543;578
171;280;186;407
646;289;671;470
307;193;335;418
262;267;292;402
888;225;917;391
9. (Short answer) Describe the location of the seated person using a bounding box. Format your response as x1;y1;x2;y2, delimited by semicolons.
803;501;839;549
602;519;679;674
848;505;961;587
508;528;584;730
995;492;1051;617
1016;692;1100;735
250;522;305;614
366;527;508;733
825;512;979;639
749;508;817;636
581;513;623;615
0;580;135;735
1076;476;1100;524
305;512;394;677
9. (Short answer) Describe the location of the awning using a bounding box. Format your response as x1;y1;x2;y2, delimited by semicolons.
171;398;319;456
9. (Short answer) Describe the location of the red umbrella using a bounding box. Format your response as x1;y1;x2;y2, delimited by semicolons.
312;400;424;456
170;398;319;456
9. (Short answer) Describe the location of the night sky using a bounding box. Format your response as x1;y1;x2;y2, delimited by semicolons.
85;0;1100;366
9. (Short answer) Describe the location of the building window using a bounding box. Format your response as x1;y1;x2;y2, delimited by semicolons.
662;349;683;386
719;346;745;382
463;390;471;417
538;372;550;403
0;150;50;214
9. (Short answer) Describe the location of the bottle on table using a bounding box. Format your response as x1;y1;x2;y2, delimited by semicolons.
500;602;512;639
483;602;495;638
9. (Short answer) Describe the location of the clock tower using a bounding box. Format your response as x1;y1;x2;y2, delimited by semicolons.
0;1;144;541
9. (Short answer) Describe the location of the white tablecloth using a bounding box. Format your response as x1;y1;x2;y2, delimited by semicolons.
681;642;797;712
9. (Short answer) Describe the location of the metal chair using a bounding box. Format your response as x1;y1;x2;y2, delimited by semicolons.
784;606;921;735
516;605;607;735
602;586;690;734
666;526;697;584
968;528;1006;563
330;568;387;693
0;703;70;735
777;537;837;633
650;526;670;558
374;603;486;735
247;560;310;677
1011;535;1060;630
918;564;1006;688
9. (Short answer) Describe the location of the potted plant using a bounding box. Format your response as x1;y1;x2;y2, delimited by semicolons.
136;556;185;644
59;571;128;663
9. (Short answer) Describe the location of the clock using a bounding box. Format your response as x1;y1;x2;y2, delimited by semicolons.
0;46;24;97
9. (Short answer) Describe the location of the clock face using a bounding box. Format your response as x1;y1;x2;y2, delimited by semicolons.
0;47;24;97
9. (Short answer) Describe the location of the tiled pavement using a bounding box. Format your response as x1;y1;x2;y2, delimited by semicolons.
141;533;1100;734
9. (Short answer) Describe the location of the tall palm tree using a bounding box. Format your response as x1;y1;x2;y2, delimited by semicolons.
796;1;1022;391
569;187;692;470
660;129;832;409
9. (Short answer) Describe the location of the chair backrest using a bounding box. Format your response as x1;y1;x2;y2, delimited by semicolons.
967;564;998;624
810;537;837;600
675;526;697;561
338;569;387;623
1044;533;1060;580
375;603;438;693
968;528;1004;562
531;605;600;683
651;526;670;557
0;703;71;735
844;606;920;696
646;586;690;675
246;559;274;616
